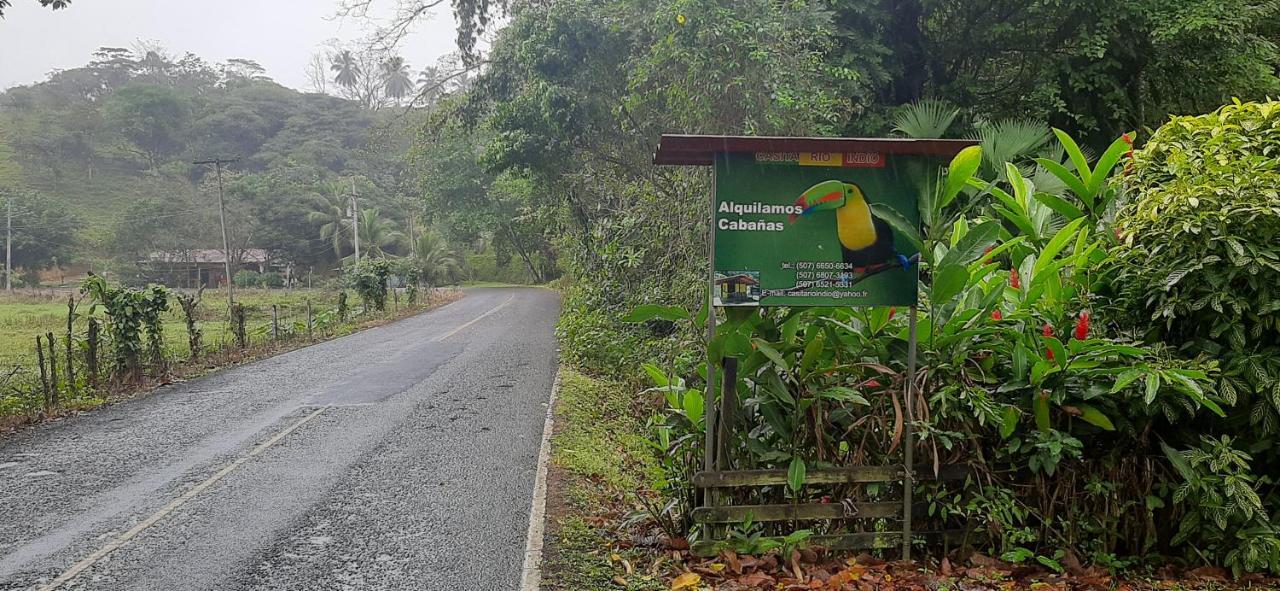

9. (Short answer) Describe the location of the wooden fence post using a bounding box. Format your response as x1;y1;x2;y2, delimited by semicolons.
271;304;279;341
45;331;59;408
231;304;247;349
86;318;99;388
36;336;50;412
65;294;76;395
306;299;313;340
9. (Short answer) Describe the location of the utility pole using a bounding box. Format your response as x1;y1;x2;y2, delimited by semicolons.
5;195;12;292
349;178;360;263
194;157;240;313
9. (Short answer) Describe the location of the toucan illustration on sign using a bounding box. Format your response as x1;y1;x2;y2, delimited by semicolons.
788;180;913;270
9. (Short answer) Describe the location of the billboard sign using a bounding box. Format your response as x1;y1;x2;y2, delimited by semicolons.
713;151;930;307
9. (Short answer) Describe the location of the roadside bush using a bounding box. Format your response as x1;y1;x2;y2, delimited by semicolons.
81;276;170;381
234;270;284;288
1113;100;1280;407
233;270;261;288
344;259;390;312
1111;99;1280;574
258;272;284;288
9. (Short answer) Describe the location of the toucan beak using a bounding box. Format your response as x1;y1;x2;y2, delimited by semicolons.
789;180;847;223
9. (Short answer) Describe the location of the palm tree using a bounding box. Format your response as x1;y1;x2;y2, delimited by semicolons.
416;65;443;105
380;56;415;102
330;50;362;90
413;230;462;287
351;208;405;260
306;185;351;260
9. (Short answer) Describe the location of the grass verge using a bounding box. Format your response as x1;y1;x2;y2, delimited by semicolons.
540;368;665;591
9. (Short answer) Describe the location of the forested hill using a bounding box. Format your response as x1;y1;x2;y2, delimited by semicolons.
0;47;415;277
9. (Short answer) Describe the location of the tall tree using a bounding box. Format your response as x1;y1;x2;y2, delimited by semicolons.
380;56;415;102
412;230;461;286
353;208;405;259
330;50;362;90
102;85;190;171
306;185;353;261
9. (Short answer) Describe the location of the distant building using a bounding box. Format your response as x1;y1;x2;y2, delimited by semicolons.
145;249;279;288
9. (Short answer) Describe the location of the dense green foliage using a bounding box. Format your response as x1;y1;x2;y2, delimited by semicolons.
1110;100;1280;573
0;46;485;284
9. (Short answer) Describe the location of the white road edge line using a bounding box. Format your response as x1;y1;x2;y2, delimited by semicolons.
431;294;515;343
520;367;561;591
35;406;330;591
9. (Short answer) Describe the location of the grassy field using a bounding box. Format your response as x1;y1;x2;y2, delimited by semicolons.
0;287;375;369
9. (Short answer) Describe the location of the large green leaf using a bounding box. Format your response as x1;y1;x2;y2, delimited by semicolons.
1000;406;1019;438
869;203;924;257
1076;403;1115;431
1034;392;1051;432
752;338;788;370
1088;135;1132;195
940;145;982;208
1042;335;1067;368
939;220;1001;269
1033;217;1086;276
641;363;669;387
682;389;704;426
1053;128;1092;184
1033;192;1085;220
1160;441;1196;481
787;457;806;494
1033;157;1090;201
819;386;870;406
931;264;970;305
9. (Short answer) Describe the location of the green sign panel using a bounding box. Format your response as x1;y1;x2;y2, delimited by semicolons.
713;151;930;308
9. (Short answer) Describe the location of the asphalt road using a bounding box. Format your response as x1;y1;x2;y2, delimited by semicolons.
0;287;561;591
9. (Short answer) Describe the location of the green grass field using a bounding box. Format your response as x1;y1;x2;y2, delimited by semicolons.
0;288;354;369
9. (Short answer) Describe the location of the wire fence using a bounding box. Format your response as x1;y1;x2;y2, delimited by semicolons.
0;286;459;424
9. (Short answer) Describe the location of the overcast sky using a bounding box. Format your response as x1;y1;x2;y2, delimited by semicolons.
0;0;463;91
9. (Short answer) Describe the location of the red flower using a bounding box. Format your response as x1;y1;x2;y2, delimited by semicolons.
1042;323;1054;337
1074;311;1090;340
888;307;896;320
991;309;1003;321
1046;348;1055;361
866;379;882;388
1009;268;1022;289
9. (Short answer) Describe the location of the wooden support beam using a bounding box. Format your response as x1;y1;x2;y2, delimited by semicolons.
692;464;966;488
692;501;904;524
690;530;965;557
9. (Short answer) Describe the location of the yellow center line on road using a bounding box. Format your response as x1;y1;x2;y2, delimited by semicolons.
35;406;330;591
430;294;515;343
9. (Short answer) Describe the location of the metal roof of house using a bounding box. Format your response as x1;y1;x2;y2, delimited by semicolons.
652;134;977;166
147;249;271;264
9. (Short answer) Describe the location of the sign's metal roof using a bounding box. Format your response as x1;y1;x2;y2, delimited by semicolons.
653;134;977;166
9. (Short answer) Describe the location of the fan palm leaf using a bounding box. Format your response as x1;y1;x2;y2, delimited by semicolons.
892;99;961;139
